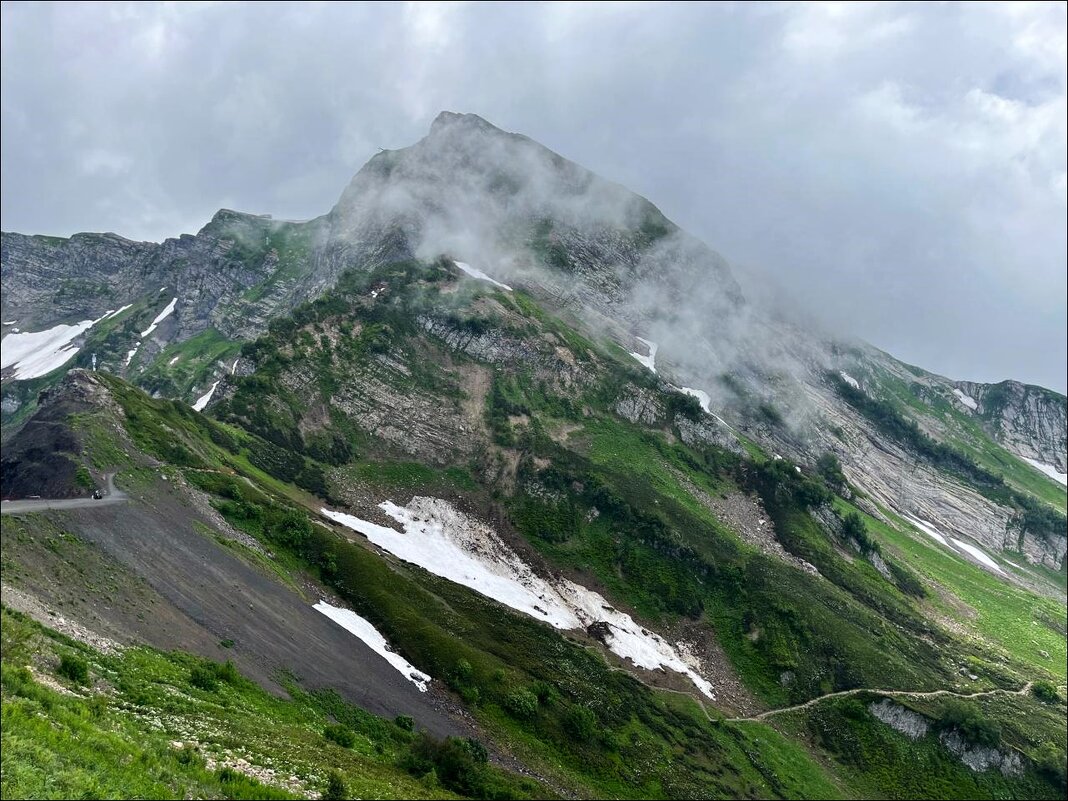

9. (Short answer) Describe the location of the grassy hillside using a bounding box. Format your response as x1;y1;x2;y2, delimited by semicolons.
2;257;1065;799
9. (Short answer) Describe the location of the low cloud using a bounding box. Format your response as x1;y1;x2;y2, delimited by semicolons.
1;2;1064;391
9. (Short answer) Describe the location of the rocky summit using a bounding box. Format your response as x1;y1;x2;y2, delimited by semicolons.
2;112;1066;801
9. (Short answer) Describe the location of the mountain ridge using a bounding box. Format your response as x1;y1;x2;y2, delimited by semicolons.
1;112;1066;798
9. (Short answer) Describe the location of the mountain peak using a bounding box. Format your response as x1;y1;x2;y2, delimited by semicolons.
428;110;507;137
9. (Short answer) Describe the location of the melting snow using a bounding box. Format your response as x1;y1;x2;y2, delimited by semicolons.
168;355;181;366
453;260;512;291
125;348;139;367
1022;457;1068;487
313;600;431;691
1;311;111;379
903;513;949;546
674;385;737;431
106;304;133;320
192;381;220;412
322;498;714;698
949;537;1005;574
629;337;658;373
2;320;16;326
140;297;177;338
679;387;711;413
230;357;240;374
839;371;860;390
904;513;1005;574
952;388;978;411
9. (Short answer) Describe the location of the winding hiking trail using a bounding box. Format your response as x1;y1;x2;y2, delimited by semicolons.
725;681;1034;723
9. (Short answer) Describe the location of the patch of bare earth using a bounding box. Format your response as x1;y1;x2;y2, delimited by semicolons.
2;583;123;654
670;468;820;577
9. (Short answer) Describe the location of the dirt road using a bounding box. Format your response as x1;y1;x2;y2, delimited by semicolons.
2;474;126;514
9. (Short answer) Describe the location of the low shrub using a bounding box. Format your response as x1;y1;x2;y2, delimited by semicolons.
324;724;357;748
58;654;89;685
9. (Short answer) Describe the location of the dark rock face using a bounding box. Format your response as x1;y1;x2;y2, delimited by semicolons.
586;621;612;643
0;370;105;499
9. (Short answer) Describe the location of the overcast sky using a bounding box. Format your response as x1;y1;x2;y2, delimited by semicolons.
2;2;1065;391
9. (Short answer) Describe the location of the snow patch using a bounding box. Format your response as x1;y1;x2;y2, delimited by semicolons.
125;348;140;367
1022;457;1067;487
950;537;1005;574
679;386;711;413
230;357;240;375
322;498;714;698
140;297;177;338
313;600;431;692
192;381;220;412
952;388;978;411
168;355;180;366
839;371;860;390
674;385;736;430
629;337;658;373
453;260;512;291
904;513;1005;574
1;311;111;379
106;304;133;320
2;320;17;326
903;513;948;546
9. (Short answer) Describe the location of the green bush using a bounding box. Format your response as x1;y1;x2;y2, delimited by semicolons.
937;700;1000;747
215;660;239;684
394;715;415;732
188;659;239;692
1032;681;1062;704
816;452;847;488
842;511;880;554
401;734;493;798
1034;742;1067;789
188;664;218;692
503;689;539;720
58;654;89;685
324;724;357;748
176;744;201;767
563;706;598;741
74;465;95;490
323;770;348;800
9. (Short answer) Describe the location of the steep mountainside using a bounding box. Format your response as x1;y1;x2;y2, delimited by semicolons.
1;111;1065;801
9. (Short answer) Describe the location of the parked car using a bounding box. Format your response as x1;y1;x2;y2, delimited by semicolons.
92;490;103;500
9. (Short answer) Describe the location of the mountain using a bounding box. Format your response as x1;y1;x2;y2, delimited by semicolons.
1;112;1065;800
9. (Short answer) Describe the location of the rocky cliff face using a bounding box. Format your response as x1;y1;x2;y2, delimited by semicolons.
957;379;1067;472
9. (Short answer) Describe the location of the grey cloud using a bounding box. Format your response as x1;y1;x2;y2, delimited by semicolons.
1;1;1064;391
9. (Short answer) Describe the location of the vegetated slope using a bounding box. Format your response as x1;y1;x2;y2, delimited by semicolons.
1;111;1065;799
3;112;1063;579
4;252;1065;799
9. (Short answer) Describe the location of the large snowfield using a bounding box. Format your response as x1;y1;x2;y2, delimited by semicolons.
322;497;714;698
0;311;112;379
